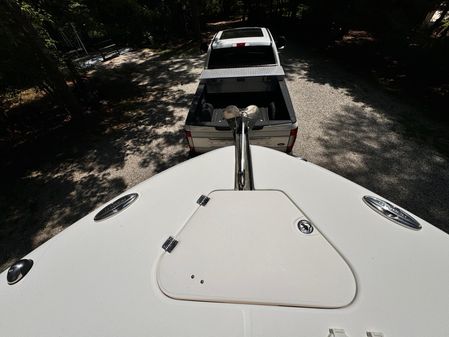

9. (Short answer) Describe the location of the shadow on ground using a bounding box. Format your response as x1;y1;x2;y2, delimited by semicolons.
282;42;449;233
0;44;203;271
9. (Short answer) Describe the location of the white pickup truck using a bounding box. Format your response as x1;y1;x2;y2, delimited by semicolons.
184;27;298;154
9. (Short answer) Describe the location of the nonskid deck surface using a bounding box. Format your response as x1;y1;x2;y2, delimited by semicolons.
0;146;448;337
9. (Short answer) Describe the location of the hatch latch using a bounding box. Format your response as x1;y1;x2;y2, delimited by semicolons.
162;236;178;253
197;195;210;206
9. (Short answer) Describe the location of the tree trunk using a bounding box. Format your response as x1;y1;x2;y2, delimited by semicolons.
222;0;231;19
421;9;438;28
3;0;83;118
430;5;449;32
190;0;201;42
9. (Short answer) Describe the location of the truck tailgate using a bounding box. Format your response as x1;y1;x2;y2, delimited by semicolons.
188;123;294;153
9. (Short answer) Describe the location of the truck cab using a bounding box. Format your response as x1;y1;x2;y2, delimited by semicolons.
205;27;282;69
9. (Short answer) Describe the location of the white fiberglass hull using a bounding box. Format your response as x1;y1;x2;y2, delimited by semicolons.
1;146;448;337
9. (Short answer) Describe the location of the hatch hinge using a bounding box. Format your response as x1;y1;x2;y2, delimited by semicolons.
162;236;178;253
329;329;349;337
197;195;210;206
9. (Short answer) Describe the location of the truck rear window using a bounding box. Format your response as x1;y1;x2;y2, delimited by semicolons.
208;46;276;69
220;28;263;39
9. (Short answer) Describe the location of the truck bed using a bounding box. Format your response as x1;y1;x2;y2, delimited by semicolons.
186;80;294;128
184;71;297;154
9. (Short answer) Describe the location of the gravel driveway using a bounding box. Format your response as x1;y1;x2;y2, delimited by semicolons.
1;42;448;271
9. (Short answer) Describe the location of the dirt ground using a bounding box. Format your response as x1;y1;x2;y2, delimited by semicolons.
1;42;448;272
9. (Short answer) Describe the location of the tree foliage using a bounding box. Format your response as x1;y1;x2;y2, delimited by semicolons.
1;0;448;107
0;0;83;116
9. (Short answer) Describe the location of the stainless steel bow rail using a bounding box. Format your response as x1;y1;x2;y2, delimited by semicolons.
223;105;259;191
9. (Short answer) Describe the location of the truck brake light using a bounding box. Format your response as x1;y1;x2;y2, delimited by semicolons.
185;130;195;153
235;42;246;48
286;127;298;153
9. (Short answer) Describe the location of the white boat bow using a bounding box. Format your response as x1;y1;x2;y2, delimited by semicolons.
1;144;448;337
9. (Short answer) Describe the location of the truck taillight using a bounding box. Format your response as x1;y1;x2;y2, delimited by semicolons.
185;130;195;153
286;127;298;153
